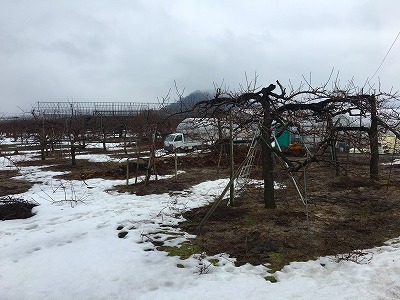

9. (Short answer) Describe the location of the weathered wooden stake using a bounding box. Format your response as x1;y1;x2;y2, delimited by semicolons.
174;150;178;181
229;109;235;206
126;158;129;186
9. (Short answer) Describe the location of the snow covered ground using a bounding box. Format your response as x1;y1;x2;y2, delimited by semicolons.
1;150;400;299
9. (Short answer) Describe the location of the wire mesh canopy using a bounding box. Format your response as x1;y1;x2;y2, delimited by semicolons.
34;101;161;118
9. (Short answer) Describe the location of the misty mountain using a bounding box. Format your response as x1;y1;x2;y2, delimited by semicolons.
165;90;212;113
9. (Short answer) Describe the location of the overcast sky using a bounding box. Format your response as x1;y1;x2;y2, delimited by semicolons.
0;0;399;115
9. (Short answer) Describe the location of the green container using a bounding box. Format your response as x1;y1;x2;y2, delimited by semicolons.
275;128;291;147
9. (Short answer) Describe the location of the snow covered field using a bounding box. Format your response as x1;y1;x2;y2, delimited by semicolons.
1;150;400;299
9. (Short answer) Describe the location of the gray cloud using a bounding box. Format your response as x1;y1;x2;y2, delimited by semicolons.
0;0;399;114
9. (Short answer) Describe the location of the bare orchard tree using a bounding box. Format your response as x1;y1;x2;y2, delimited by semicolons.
29;111;45;160
31;109;72;160
64;108;88;166
196;79;400;209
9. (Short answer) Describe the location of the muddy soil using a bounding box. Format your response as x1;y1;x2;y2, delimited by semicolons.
178;154;400;270
0;169;34;197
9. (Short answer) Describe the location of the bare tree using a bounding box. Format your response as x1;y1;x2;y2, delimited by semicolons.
64;108;87;166
196;79;400;208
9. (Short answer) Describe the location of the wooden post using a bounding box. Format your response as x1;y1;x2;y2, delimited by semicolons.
197;137;260;231
40;117;46;161
174;150;178;181
217;143;223;175
145;150;152;185
152;131;158;181
368;96;379;180
135;135;141;184
327;115;339;176
145;129;157;185
229;109;235;206
345;145;349;176
387;137;397;188
123;126;128;155
100;116;107;152
126;158;129;186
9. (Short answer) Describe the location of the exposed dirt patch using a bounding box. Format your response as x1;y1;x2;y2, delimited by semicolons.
177;155;400;271
115;167;229;195
113;150;231;195
0;170;34;197
37;151;226;182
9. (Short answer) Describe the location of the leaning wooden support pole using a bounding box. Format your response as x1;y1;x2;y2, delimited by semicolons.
197;143;258;232
272;133;306;205
196;169;241;232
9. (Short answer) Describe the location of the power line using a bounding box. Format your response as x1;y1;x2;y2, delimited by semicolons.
366;31;400;87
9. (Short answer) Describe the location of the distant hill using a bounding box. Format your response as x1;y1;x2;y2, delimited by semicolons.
165;90;212;113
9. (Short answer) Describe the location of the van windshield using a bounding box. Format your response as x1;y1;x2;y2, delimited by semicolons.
165;134;176;142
